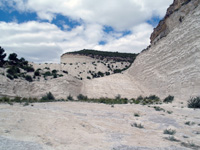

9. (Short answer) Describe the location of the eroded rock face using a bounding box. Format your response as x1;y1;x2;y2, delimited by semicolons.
84;0;200;101
0;74;83;99
128;0;200;100
150;0;199;45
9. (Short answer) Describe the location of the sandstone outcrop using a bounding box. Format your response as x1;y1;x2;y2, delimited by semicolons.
0;0;199;101
84;0;200;101
150;0;199;45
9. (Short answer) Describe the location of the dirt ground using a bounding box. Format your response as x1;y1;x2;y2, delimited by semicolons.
0;102;199;150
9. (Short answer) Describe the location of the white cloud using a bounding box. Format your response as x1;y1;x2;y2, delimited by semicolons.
0;0;174;62
2;0;173;30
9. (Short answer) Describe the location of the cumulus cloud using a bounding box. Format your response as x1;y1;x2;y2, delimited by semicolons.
0;0;173;62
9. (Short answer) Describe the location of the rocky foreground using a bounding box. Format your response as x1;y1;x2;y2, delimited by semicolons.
0;102;199;150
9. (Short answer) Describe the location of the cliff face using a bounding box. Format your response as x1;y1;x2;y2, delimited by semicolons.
83;0;200;101
0;0;199;101
150;0;199;45
127;0;200;100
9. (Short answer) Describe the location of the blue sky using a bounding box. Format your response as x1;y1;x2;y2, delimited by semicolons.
0;0;173;63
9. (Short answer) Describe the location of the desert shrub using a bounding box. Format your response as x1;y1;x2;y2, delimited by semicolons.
154;106;165;112
13;96;22;103
41;92;55;101
0;46;6;66
134;113;140;117
163;129;176;135
52;70;57;74
136;96;143;101
25;75;33;82
115;94;121;100
77;94;88;100
7;66;20;75
87;76;91;80
105;72;110;76
67;95;74;101
132;95;161;105
97;71;104;77
63;70;68;74
0;97;10;103
187;96;200;108
163;95;174;103
165;136;180;142
113;69;122;74
167;111;173;114
181;141;200;149
148;95;160;101
185;121;195;126
43;71;51;76
34;70;40;76
23;65;34;72
7;74;14;80
131;123;144;129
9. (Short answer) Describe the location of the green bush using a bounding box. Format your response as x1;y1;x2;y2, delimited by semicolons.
0;97;10;103
41;92;55;101
163;95;174;103
188;96;200;108
7;74;14;80
67;95;74;101
7;66;20;75
134;113;140;117
163;129;176;135
43;71;51;76
77;94;88;100
25;75;33;82
23;65;34;72
34;70;40;76
131;123;144;129
154;106;165;111
87;76;91;79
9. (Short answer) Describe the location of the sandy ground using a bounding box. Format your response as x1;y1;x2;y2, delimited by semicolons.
0;102;199;150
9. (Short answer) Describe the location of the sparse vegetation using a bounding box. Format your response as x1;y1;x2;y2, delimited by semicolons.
163;129;176;135
67;95;74;101
131;123;144;129
66;49;138;63
167;111;173;114
163;95;174;103
187;96;200;108
181;141;200;149
185;121;195;126
132;95;161;105
154;106;165;112
165;136;180;142
134;113;140;117
77;94;88;101
41;92;55;102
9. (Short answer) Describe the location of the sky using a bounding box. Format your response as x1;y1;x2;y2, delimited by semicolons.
0;0;173;63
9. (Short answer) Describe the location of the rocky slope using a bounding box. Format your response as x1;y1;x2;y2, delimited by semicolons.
83;0;200;101
0;50;135;99
127;0;200;101
0;0;199;101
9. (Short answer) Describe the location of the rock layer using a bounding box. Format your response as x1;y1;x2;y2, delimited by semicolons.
84;0;200;101
127;0;200;100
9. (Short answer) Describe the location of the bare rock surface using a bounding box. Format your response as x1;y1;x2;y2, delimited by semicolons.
127;1;200;101
0;102;199;150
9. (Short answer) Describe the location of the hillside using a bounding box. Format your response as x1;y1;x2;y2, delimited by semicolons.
0;48;137;98
83;0;200;101
0;0;199;101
